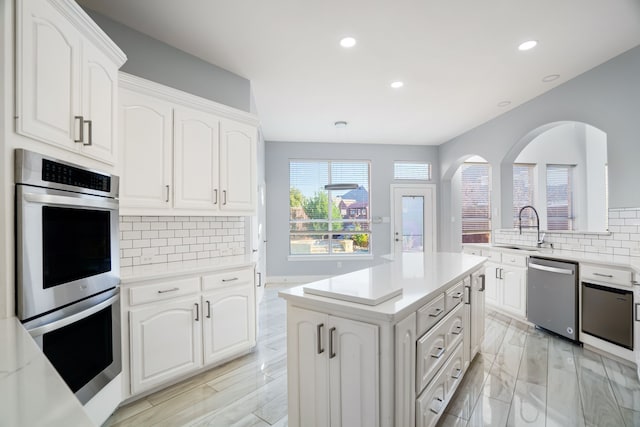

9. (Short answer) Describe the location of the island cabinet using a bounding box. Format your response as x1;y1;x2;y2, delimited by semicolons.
118;73;258;216
15;0;126;165
123;264;256;397
483;250;527;319
280;252;486;427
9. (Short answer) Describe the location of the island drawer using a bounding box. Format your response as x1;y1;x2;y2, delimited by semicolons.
481;249;502;262
129;277;200;306
416;304;463;394
581;264;633;287
202;267;254;290
445;281;464;313
444;342;464;398
417;294;446;336
501;253;527;267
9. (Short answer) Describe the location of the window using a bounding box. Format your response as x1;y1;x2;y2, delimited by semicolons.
513;164;535;227
461;162;491;243
289;160;371;256
394;162;431;180
546;165;574;230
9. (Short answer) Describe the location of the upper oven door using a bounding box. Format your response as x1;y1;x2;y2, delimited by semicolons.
16;184;120;320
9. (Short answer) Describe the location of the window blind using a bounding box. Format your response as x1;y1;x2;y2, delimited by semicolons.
461;163;491;243
394;162;431;180
513;164;535;227
547;165;574;230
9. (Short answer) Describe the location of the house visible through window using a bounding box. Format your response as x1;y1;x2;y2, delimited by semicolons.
547;164;574;230
289;160;371;256
513;164;535;227
461;162;491;243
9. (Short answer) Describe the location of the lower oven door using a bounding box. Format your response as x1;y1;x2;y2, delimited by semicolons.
23;288;121;405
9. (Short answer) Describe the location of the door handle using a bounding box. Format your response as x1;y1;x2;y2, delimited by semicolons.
329;327;336;359
74;116;84;143
206;300;211;318
83;119;93;146
636;303;639;321
194;303;199;321
317;323;324;354
223;190;227;205
464;285;471;304
165;185;170;203
257;272;262;287
479;273;486;291
213;189;218;205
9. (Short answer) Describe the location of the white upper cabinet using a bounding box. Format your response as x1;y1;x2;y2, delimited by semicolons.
118;74;259;216
15;0;126;164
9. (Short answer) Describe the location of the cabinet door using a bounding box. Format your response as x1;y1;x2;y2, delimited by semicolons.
16;0;82;148
329;316;379;427
202;284;256;365
395;313;416;427
81;43;119;164
219;119;256;212
129;296;202;394
119;89;173;210
287;307;329;427
470;271;485;359
174;108;220;210
501;266;527;318
484;263;500;306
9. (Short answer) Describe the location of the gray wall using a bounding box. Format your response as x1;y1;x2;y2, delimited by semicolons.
265;141;440;278
84;8;251;112
439;44;640;251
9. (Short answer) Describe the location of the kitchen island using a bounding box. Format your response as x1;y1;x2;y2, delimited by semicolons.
279;252;486;427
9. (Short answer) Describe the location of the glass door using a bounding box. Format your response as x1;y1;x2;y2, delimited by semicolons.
392;185;436;256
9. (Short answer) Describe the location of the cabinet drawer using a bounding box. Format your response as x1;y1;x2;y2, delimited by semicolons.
502;253;527;267
462;247;481;256
129;277;200;306
416;358;447;427
445;281;465;313
417;294;446;336
444;342;464;399
416;319;447;394
444;304;465;351
202;267;254;291
481;249;502;263
581;264;633;287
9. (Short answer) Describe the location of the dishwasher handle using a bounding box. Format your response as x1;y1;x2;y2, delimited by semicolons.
528;262;574;275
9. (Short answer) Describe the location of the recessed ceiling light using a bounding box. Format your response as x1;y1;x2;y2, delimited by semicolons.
334;121;348;128
542;74;560;82
390;81;404;89
339;37;356;48
497;101;511;107
518;40;538;51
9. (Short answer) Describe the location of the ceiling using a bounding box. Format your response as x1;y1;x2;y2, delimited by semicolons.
78;0;640;145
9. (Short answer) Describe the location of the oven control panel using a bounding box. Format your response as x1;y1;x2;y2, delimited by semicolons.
43;159;111;192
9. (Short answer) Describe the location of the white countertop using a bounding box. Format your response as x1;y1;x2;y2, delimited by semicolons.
279;252;486;321
0;317;93;427
464;243;640;274
120;255;254;284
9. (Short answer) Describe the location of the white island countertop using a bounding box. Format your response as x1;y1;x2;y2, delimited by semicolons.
279;252;486;322
0;317;93;427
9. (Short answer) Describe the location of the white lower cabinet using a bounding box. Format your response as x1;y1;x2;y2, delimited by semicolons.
126;267;256;396
129;295;202;394
484;256;527;318
287;306;379;427
469;270;486;359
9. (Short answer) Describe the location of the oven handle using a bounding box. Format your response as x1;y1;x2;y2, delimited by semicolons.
23;192;119;210
25;293;119;337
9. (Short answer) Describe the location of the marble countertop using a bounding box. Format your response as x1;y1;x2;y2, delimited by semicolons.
120;255;255;284
464;243;640;274
279;252;486;321
0;317;93;427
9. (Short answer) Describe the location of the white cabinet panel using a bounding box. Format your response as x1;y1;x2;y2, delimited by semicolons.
395;313;416;427
220;119;256;212
470;271;485;359
129;296;202;394
119;89;173;209
501;266;526;317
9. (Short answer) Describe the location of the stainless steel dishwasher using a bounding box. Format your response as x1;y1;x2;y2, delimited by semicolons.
527;257;579;341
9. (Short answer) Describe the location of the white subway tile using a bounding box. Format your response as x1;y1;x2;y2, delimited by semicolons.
197;236;210;244
120;258;132;267
132;239;150;248
150;222;167;230
142;230;159;239
613;233;630;241
620;226;638;233
183;222;196;230
141;247;159;256
197;252;209;259
122;216;140;222
150;238;168;247
608;211;620;219
190;244;204;252
158;246;175;255
123;231;141;240
175;245;189;253
123;248;141;258
183;237;196;245
133;222;151;231
614;247;630;256
120;222;132;231
158;230;175;239
620;211;637;218
167;222;183;230
189;229;204;237
183;253;197;261
606;240;622;248
120;240;133;249
167;254;183;262
175;230;189;238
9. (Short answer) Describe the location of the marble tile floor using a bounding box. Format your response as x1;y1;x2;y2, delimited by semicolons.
106;288;640;427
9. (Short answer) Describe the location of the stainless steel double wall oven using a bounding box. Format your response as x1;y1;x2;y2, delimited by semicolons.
15;149;121;405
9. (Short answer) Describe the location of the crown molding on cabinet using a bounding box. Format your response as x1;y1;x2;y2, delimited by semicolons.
118;72;260;128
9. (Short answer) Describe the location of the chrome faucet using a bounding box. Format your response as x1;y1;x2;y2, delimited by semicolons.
518;205;544;247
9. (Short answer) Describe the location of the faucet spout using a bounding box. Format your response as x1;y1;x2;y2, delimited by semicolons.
518;205;542;247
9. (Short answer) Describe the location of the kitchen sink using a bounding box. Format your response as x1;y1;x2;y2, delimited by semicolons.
493;244;540;252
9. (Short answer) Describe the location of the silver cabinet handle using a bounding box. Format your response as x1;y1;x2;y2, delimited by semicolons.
431;346;445;359
223;190;227;205
429;397;444;414
317;323;324;354
74;115;84;143
222;277;238;282
257;272;262;288
452;292;463;300
500;268;504;280
329;327;336;359
495;267;500;279
451;368;462;380
213;189;218;205
636;303;639;321
83;119;93;146
479;273;486;291
429;307;443;318
206;300;211;319
165;185;170;203
529;263;574;275
594;272;614;278
464;286;471;304
451;325;463;335
194;303;199;321
157;287;179;294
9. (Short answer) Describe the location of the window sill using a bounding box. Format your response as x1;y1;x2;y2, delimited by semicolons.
287;255;374;262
